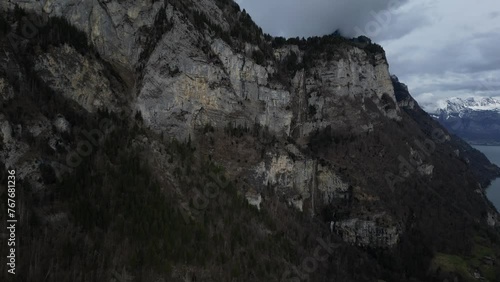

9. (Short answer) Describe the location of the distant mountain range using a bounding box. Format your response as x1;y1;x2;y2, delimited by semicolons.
423;97;500;145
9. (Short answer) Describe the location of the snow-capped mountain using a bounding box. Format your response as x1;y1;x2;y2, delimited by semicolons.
424;96;500;144
426;97;500;117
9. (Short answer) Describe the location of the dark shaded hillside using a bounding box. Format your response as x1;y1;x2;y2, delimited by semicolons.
392;76;500;188
435;109;500;145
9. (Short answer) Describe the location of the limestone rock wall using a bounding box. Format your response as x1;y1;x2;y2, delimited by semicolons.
34;45;118;112
1;1;419;250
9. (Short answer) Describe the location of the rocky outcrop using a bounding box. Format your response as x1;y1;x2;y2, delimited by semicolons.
334;216;400;248
138;31;400;140
11;0;163;70
14;0;401;143
34;44;119;112
0;77;14;101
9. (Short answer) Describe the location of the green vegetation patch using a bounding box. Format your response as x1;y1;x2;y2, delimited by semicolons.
431;253;472;280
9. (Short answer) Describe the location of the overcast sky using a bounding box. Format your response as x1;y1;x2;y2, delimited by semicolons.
235;0;500;108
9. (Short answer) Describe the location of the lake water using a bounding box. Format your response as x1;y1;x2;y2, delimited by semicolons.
473;145;500;210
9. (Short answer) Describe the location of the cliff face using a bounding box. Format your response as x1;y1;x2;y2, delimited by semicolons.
13;0;398;140
11;0;162;68
2;1;500;281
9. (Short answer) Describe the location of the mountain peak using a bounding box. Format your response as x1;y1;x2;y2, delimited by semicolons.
425;96;500;144
424;96;500;116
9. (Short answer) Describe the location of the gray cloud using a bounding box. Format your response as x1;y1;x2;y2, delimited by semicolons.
235;0;408;38
236;0;500;103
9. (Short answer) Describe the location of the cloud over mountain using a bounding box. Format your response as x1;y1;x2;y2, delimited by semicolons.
236;0;500;102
